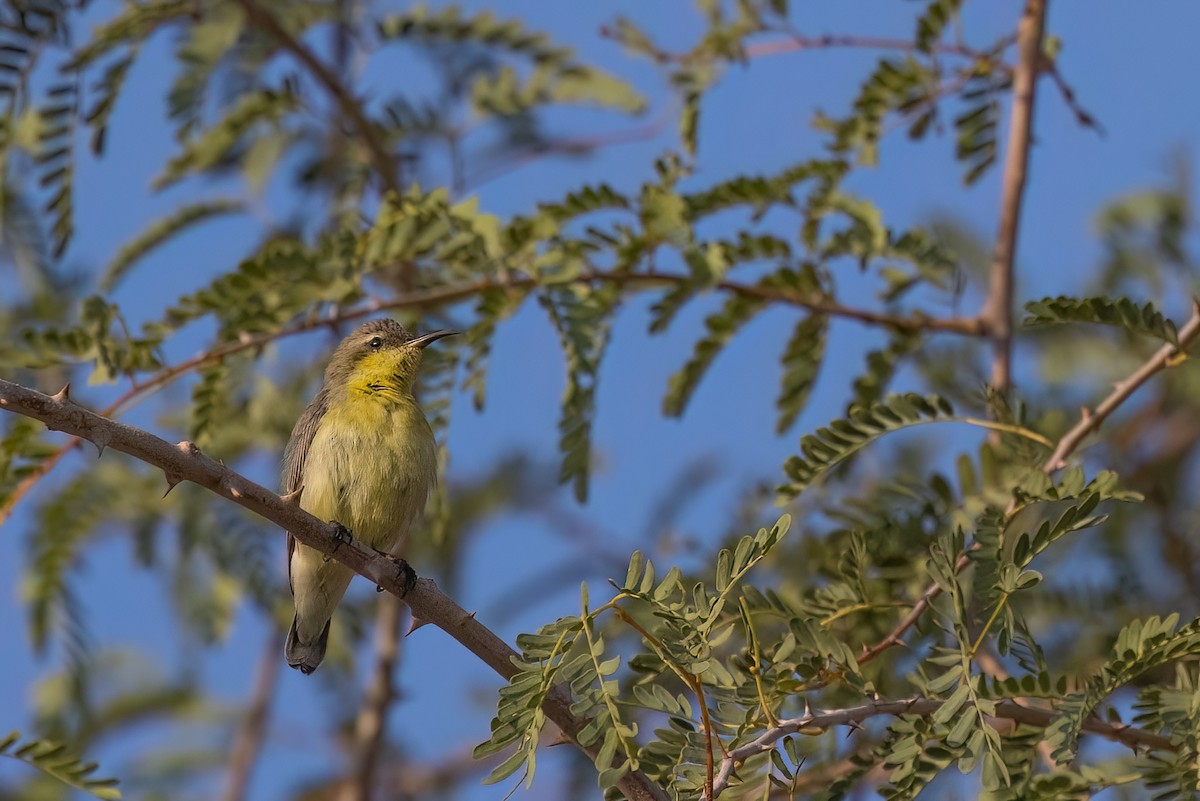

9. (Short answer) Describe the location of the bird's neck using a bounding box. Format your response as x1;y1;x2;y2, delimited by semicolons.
346;370;416;406
341;351;421;405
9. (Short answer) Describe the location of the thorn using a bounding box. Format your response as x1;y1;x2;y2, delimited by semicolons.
228;485;242;499
1079;405;1093;421
546;730;574;748
52;384;71;403
92;431;109;458
281;486;304;504
406;616;431;636
162;474;181;497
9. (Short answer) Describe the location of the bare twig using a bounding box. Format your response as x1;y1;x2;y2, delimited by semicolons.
234;0;399;194
743;33;1009;62
981;0;1048;395
0;379;669;801
1043;58;1104;134
598;26;1015;65
859;300;1200;664
1045;299;1200;470
464;113;671;191
221;629;284;801
341;595;406;801
0;271;982;529
707;695;1173;799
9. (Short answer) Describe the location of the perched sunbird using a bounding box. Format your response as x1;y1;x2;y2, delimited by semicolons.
282;319;455;674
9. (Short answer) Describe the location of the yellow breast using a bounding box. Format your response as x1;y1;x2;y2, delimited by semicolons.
300;391;437;554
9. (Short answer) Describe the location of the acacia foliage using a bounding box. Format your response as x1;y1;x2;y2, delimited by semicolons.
2;1;1200;800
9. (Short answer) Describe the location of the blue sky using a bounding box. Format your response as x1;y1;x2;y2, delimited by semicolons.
3;1;1200;799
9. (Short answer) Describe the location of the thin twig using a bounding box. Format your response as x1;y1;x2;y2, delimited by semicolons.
234;0;399;194
743;33;1008;62
221;628;284;801
341;595;406;801
981;0;1048;395
598;27;1014;65
0;378;669;801
859;299;1200;664
1045;299;1200;471
1043;58;1104;134
707;694;1173;799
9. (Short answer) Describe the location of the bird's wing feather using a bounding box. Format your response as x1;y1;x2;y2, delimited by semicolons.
282;386;330;595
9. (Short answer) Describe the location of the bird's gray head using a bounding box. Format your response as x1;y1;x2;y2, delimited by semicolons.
323;319;456;396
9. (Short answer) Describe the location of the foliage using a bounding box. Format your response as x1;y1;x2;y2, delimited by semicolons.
0;730;121;799
2;2;1200;801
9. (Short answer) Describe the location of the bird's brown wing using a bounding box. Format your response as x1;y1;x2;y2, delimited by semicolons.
282;386;330;595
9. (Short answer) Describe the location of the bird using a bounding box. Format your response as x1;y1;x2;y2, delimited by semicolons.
281;318;454;674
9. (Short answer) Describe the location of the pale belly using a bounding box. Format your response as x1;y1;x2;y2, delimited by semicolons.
300;397;436;552
289;395;436;639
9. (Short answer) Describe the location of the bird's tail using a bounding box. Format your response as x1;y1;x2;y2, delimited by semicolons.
285;615;332;675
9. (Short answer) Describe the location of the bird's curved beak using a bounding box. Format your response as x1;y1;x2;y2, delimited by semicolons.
409;329;459;349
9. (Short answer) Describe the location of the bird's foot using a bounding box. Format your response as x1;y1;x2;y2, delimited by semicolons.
323;522;353;562
375;554;417;597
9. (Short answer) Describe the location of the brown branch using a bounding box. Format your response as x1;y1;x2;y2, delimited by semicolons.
221;628;284;801
981;0;1048;395
1045;299;1200;471
598;26;1015;65
1043;58;1104;135
743;33;1008;62
463;111;672;192
859;299;1200;664
233;0;399;194
341;595;405;801
1;272;982;530
0;378;668;801
708;695;1173;800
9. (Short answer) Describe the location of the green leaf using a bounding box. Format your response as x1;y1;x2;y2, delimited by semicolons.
0;730;121;798
663;292;765;417
154;87;297;189
102;199;244;291
1023;295;1181;346
915;0;964;52
778;393;955;500
540;285;620;502
1045;614;1200;763
775;314;827;433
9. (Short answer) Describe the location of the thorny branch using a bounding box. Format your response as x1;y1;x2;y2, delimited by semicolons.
0;378;668;801
707;695;1174;799
0;269;984;528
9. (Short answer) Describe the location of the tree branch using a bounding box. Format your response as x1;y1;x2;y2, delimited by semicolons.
708;694;1174;799
233;0;400;194
1045;298;1200;470
981;0;1048;394
341;595;405;801
859;298;1200;664
0;271;981;529
0;378;668;801
221;629;283;801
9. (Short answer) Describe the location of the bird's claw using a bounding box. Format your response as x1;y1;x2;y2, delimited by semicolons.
374;554;417;597
324;522;353;562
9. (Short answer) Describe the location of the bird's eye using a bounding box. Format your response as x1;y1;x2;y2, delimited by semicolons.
368;336;383;349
